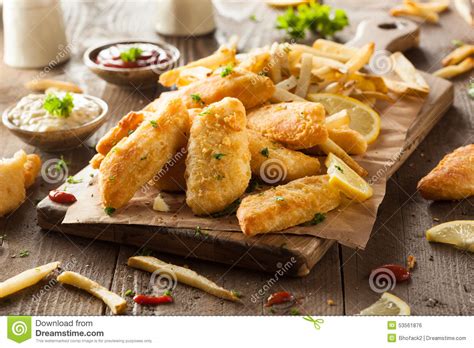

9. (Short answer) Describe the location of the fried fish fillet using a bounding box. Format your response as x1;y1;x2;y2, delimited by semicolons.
248;129;320;183
0;150;27;217
417;144;474;200
178;69;275;110
185;97;251;215
99;99;189;210
24;154;42;188
247;102;328;150
237;175;341;236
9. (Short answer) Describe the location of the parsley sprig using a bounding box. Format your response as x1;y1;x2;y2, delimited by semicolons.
43;93;74;118
276;1;349;40
120;47;143;62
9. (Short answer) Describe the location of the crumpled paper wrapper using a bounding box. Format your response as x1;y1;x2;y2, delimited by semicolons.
63;95;425;249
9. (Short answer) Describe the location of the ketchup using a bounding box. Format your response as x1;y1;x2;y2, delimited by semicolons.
133;294;174;306
48;190;77;204
95;43;171;69
265;291;295;307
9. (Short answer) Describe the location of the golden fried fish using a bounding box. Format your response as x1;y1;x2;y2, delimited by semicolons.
185;97;251;215
0;150;27;217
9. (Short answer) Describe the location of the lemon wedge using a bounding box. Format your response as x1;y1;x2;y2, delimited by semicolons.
307;93;381;144
360;292;411;316
426;220;474;252
325;153;373;201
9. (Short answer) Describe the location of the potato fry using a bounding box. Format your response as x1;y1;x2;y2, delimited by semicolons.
383;77;430;97
454;0;473;26
350;72;388;93
270;87;307;103
390;3;439;23
325;109;350;129
392;52;430;92
344;42;375;75
328;126;368;155
24;154;41;188
433;57;474;78
319;139;368;177
276;75;298;90
25;79;83;93
269;42;283;83
292;45;349;69
295;53;313;97
159;45;236;87
57;271;127;315
312;39;357;62
0;262;60;298
404;0;450;13
128;256;240;302
442;44;474;66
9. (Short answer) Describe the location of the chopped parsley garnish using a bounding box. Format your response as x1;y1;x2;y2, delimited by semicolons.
275;196;285;202
66;176;82;184
19;250;30;258
289;308;300;315
220;64;234;77
194;226;208;237
128;129;135;135
140;155;147;161
199;109;211;116
451;39;464;47
55;155;69;172
150;120;158;128
104;207;116;216
190;93;204;105
163;290;172;296
43;93;74;118
302;213;326;226
109;176;116;182
335;165;344;173
249;14;258;22
276;2;349;40
216;174;225;181
231;290;242;298
469;82;474;99
120;47;143;62
213;153;225;160
124;289;135;297
260;147;269;158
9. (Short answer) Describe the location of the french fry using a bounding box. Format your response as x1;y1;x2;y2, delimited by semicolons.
159;45;236;87
57;271;127;315
404;0;450;13
269;42;283;83
442;44;474;66
383;77;430;97
128;256;240;302
25;79;83;93
312;39;357;62
319;139;368;177
433;57;474;78
0;262;60;299
454;0;473;26
345;42;375;75
295;53;313;97
270;87;307;103
292;44;351;66
325;109;350;129
350;72;388;93
391;52;430;92
276;75;298;90
390;3;440;23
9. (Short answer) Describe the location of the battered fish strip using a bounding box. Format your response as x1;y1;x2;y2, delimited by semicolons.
24;154;41;188
248;129;320;183
237;175;341;236
417;144;474;200
247;102;328;150
185;97;251;215
99;98;189;210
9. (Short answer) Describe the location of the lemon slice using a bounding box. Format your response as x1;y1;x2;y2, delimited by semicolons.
325;153;373;201
307;93;381;144
360;292;411;316
426;220;474;252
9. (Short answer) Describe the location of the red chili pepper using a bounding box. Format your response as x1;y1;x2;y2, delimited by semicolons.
133;294;173;306
371;264;410;282
48;190;77;204
265;291;295;307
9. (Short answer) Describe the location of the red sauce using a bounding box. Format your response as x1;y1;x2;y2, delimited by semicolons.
133;294;174;305
49;190;77;204
95;43;171;69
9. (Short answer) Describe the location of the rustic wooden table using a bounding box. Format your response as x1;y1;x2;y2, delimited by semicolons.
0;0;472;316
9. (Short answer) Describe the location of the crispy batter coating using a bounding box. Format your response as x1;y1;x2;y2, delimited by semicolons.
96;111;146;156
248;129;320;183
247;102;328;150
90;153;104;169
24;154;42;188
178;69;275;109
99;99;189;210
417;144;474;200
328;126;367;155
0;150;27;217
185;97;251;215
237;175;341;236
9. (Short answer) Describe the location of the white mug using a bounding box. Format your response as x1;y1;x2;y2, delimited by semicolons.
3;0;70;68
155;0;216;36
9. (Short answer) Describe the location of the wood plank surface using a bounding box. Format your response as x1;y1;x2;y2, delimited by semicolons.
0;0;472;316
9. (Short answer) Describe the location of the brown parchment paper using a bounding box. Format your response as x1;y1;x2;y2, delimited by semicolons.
63;95;425;249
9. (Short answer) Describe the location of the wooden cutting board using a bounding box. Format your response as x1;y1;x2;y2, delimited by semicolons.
37;18;454;276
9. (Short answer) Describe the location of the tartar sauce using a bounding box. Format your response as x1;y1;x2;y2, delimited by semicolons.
8;93;101;132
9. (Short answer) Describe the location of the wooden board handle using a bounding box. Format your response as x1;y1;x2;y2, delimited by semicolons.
347;16;420;52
